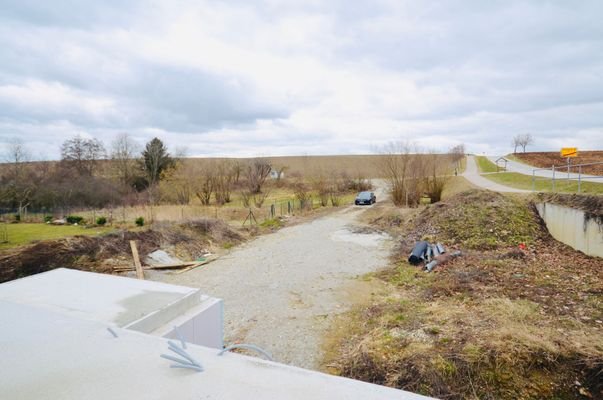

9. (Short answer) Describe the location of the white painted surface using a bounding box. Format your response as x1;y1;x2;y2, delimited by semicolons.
0;300;431;400
536;203;603;258
155;296;224;349
0;268;224;348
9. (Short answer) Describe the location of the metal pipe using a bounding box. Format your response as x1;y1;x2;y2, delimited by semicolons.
408;241;429;265
432;244;440;257
425;260;439;272
436;243;445;254
170;364;203;372
218;344;274;361
425;246;433;262
161;353;196;366
168;343;202;368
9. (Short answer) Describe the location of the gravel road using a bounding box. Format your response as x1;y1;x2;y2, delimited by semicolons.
152;187;392;370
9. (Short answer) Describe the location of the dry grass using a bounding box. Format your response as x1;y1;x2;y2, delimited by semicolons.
0;218;244;283
329;190;603;399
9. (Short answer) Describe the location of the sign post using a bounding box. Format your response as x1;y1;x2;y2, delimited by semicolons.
560;147;578;180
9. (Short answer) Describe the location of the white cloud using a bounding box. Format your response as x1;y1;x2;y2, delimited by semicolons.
0;0;602;158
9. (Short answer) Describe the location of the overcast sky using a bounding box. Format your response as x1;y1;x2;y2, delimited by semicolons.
1;0;602;159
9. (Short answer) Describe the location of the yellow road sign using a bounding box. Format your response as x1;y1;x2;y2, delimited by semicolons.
561;147;578;157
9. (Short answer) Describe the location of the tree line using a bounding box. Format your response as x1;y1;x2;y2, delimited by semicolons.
0;134;280;216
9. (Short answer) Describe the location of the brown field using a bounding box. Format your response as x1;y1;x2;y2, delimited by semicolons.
184;154;387;179
512;151;603;175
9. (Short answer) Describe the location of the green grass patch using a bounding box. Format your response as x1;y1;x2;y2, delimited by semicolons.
475;156;501;173
0;223;114;250
260;218;282;229
483;172;603;194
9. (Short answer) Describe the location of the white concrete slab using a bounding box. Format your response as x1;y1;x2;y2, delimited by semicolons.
0;300;431;400
0;268;223;347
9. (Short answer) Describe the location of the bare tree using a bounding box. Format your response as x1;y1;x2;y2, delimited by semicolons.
2;138;34;216
448;144;465;164
194;161;215;206
246;158;272;194
111;133;139;185
512;135;521;154
377;142;434;207
518;133;534;153
61;135;106;176
214;160;236;205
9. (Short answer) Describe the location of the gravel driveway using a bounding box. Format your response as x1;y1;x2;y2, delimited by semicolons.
152;188;391;370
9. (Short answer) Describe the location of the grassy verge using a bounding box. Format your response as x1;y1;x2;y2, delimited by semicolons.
441;176;476;200
475;156;502;173
329;190;603;399
483;172;603;194
0;223;114;250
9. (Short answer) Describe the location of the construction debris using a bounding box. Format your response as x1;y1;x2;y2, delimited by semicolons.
130;240;144;280
408;241;461;272
112;256;217;274
145;250;182;266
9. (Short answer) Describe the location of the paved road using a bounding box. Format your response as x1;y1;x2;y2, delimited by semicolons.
463;155;531;193
151;184;392;370
487;155;602;183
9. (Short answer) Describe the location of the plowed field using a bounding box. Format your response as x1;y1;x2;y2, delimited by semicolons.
513;151;603;175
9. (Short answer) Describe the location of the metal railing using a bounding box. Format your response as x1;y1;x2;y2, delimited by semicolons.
531;161;603;193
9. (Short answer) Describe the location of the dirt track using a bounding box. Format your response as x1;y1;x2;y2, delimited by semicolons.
151;186;392;370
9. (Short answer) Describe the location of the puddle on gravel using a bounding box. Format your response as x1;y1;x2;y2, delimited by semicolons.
330;228;389;247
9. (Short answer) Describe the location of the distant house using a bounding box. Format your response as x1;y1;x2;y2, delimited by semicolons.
269;169;283;179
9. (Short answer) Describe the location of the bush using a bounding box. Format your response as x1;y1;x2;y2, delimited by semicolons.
135;217;144;227
14;214;20;222
44;215;53;223
96;216;107;226
66;215;85;225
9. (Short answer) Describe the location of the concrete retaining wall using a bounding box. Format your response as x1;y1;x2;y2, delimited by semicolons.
536;202;603;258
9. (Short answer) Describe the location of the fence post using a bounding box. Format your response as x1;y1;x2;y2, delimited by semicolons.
552;165;556;192
578;165;582;193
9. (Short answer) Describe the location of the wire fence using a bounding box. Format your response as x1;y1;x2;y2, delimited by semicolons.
531;161;603;193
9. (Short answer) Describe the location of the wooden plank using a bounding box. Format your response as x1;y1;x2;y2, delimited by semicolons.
173;257;217;275
129;240;144;280
113;261;198;272
143;261;198;270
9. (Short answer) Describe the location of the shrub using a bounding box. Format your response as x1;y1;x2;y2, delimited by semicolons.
135;217;144;227
96;216;107;226
14;214;20;222
44;215;53;223
66;215;85;225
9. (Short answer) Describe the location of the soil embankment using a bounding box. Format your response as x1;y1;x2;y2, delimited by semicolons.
514;151;603;175
0;219;243;283
332;190;603;399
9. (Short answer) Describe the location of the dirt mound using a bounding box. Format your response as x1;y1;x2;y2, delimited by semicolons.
331;189;603;399
0;218;244;283
514;151;603;175
408;190;543;250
